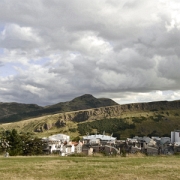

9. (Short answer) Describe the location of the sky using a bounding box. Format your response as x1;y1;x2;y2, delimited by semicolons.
1;0;180;106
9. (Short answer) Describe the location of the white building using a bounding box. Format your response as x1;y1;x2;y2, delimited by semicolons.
74;142;83;153
42;134;70;153
47;134;70;142
171;130;180;146
83;134;116;145
61;143;75;156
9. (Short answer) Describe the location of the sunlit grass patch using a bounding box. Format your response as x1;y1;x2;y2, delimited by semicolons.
0;155;180;180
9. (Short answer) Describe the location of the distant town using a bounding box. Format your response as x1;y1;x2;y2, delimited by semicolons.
41;130;180;156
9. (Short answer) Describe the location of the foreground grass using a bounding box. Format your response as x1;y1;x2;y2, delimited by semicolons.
0;155;180;180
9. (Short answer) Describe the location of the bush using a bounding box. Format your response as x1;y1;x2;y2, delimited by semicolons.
132;117;147;123
121;148;126;157
68;153;86;157
72;136;80;142
69;128;77;132
174;113;179;116
150;109;158;112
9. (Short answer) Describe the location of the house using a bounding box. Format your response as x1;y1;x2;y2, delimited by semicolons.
146;147;158;155
42;133;70;154
74;141;83;154
104;145;120;155
82;144;93;155
82;134;119;155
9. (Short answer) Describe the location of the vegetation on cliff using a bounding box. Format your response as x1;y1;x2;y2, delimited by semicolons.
77;118;135;138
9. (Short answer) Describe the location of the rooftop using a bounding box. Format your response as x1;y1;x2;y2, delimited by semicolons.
83;134;116;141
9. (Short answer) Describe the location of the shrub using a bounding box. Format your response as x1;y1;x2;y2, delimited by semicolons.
69;128;77;132
150;109;158;112
68;153;86;157
121;148;126;157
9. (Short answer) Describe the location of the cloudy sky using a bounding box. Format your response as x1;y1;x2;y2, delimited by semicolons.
0;0;180;106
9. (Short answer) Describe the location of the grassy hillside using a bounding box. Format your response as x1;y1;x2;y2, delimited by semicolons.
0;104;180;140
48;94;118;111
77;108;180;139
0;102;43;117
0;94;118;124
0;113;79;139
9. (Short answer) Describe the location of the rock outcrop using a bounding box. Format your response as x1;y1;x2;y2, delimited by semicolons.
51;100;180;123
1;99;180;133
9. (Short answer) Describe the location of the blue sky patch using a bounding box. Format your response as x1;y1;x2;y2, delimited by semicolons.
31;57;50;66
0;48;4;54
0;62;27;77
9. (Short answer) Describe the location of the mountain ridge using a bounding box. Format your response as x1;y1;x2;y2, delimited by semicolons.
0;94;118;123
1;99;180;139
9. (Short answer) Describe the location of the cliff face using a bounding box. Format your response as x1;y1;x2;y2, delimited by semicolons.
57;100;180;122
32;105;122;132
120;100;180;112
1;100;180;134
60;105;122;122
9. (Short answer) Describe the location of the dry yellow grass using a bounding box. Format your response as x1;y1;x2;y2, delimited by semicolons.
0;155;180;180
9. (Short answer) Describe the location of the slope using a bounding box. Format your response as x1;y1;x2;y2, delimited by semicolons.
0;94;118;123
0;100;180;139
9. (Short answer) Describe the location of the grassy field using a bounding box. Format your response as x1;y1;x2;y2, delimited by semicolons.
0;155;180;180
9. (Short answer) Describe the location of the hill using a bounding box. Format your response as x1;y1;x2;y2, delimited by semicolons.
0;99;180;139
0;102;43;117
0;94;118;123
47;94;118;111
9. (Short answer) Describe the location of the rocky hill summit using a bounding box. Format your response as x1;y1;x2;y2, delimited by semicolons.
0;94;118;123
48;94;118;111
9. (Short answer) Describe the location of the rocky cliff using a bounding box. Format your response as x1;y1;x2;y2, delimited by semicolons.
56;100;180;122
60;105;122;122
1;100;180;134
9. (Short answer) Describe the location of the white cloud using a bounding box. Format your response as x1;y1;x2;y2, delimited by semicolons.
0;24;42;50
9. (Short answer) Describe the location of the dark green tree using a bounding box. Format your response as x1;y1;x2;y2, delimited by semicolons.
0;130;10;153
7;129;23;156
22;137;45;155
0;129;46;156
72;136;81;142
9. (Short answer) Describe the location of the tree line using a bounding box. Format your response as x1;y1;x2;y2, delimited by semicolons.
77;118;135;139
0;129;46;156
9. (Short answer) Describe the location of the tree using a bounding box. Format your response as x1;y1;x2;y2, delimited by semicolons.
0;129;46;156
7;129;23;156
72;136;80;142
22;137;45;156
0;130;10;153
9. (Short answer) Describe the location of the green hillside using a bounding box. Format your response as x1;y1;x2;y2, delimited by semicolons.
45;94;118;112
0;94;118;124
0;102;43;117
0;101;180;140
78;109;180;139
